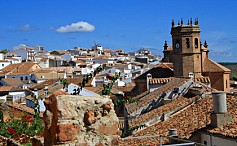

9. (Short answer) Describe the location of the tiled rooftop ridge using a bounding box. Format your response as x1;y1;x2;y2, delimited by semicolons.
119;95;213;145
128;96;196;128
125;78;190;116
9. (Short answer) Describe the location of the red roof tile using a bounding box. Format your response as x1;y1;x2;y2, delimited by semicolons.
120;95;237;145
203;59;231;73
125;78;189;115
149;77;172;85
128;96;194;128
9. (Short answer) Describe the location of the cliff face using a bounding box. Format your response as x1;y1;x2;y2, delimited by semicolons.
43;90;120;146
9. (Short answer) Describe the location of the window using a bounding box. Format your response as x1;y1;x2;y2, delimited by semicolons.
25;76;28;80
20;77;23;80
203;141;207;145
195;38;199;48
2;64;4;67
186;38;190;48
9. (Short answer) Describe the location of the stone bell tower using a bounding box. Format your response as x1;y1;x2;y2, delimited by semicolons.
171;18;202;78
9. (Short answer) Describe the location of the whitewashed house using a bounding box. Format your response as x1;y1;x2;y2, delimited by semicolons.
61;53;74;61
0;60;10;70
67;83;100;96
0;86;26;102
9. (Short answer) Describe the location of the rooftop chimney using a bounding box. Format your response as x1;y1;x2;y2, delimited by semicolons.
34;88;38;99
211;92;232;128
146;73;152;92
44;84;49;96
168;129;178;144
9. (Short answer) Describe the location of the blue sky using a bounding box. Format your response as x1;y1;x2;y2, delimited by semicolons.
0;0;237;62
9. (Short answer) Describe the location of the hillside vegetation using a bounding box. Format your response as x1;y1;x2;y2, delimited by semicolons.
219;62;237;80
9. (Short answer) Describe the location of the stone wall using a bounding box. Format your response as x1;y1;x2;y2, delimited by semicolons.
43;90;120;146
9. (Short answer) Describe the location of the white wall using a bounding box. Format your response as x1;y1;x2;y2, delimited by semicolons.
81;67;93;75
103;68;120;74
0;95;7;102
9;91;26;102
61;54;73;61
114;80;125;87
67;83;100;96
92;63;101;69
0;61;10;70
5;56;22;64
13;49;28;61
201;133;237;146
0;53;4;60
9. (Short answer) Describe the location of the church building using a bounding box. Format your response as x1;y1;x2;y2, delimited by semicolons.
163;18;231;92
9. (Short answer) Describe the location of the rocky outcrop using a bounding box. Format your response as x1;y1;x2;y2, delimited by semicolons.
43;90;120;146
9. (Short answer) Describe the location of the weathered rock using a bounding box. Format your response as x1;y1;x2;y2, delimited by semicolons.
95;142;103;146
96;122;119;135
43;90;69;146
43;93;120;146
103;102;112;112
94;109;102;120
44;110;53;129
102;110;109;116
111;138;119;146
84;110;96;125
57;123;80;142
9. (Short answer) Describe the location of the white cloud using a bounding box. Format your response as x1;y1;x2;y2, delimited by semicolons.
56;21;95;33
18;24;32;31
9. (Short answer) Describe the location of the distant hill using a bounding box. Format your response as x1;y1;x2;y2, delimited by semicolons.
219;62;237;79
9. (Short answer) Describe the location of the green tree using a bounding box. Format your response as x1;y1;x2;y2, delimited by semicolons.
61;78;68;89
0;103;3;123
0;49;9;54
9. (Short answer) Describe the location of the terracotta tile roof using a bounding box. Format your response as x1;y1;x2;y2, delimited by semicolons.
0;60;9;62
120;95;213;145
6;102;43;118
194;76;211;83
30;77;92;91
1;62;40;74
74;56;88;60
36;84;64;99
84;86;104;94
132;90;150;100
157;63;173;70
47;67;74;73
113;83;136;92
120;95;237;145
1;78;24;86
33;68;65;80
29;79;59;90
125;78;189;115
128;96;194;128
34;68;53;73
0;86;24;92
149;77;172;85
40;57;48;62
207;95;237;138
66;78;93;87
1;63;20;73
203;58;231;73
74;59;86;64
104;49;111;53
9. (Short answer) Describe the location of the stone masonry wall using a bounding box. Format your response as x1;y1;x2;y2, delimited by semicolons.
43;90;120;146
